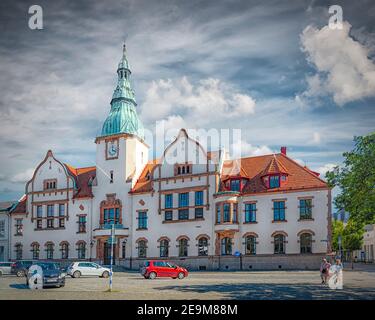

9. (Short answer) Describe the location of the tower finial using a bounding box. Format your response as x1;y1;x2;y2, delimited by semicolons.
123;42;126;55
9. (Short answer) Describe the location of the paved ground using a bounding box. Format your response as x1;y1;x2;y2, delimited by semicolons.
1;267;375;300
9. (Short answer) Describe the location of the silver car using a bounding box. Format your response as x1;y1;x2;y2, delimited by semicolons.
67;262;110;278
0;262;12;276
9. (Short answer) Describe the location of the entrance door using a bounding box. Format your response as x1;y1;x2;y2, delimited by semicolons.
104;242;116;265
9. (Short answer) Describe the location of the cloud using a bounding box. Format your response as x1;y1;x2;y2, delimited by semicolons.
11;168;34;183
232;139;273;157
298;21;375;106
315;163;337;178
140;77;256;126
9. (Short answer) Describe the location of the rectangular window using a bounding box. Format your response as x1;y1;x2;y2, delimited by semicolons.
37;205;43;218
178;209;189;220
230;179;240;192
138;211;148;229
195;191;203;206
15;219;23;235
270;175;280;188
36;219;42;229
47;218;54;229
59;218;65;228
165;210;173;221
299;199;312;219
233;203;237;223
103;208;120;225
165;194;173;209
79;215;86;233
59;204;65;216
245;203;257;223
0;220;4;237
47;205;54;217
195;208;203;219
273;201;286;221
223;203;230;222
216;204;221;224
178;193;189;207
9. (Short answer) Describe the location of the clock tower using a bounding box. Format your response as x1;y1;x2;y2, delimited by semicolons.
94;44;149;194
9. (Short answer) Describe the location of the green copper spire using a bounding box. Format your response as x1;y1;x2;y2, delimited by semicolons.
100;44;145;140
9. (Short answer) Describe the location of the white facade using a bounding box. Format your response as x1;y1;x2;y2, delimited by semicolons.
0;203;12;261
9;49;332;270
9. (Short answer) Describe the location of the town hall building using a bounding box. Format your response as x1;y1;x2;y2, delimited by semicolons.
9;45;332;270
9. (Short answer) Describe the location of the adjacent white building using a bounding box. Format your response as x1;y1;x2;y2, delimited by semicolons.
0;201;14;261
9;45;332;270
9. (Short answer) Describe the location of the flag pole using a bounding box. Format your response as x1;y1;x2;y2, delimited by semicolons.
109;223;114;292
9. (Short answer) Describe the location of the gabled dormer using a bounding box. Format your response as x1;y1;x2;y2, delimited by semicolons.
261;154;289;189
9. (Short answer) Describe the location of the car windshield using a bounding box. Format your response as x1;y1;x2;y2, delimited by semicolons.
39;263;59;270
166;263;176;268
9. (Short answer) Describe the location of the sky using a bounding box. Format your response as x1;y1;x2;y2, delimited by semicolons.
0;0;374;201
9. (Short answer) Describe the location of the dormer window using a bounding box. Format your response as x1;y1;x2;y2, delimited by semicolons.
269;175;280;188
230;179;240;192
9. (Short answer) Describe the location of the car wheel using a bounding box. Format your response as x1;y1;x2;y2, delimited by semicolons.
16;270;24;277
101;271;109;278
178;272;185;279
0;270;3;277
149;272;157;280
73;271;81;278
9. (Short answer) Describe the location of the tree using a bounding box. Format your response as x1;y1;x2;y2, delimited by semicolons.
326;133;375;227
331;220;344;252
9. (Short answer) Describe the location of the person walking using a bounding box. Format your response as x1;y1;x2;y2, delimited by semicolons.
320;258;331;284
328;258;344;290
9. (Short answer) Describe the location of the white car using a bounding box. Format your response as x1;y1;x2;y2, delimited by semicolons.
67;262;110;278
0;262;12;276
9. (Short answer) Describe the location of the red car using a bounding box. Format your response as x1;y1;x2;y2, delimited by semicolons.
140;260;188;279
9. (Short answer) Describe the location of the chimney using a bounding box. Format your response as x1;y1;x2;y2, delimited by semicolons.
280;146;287;155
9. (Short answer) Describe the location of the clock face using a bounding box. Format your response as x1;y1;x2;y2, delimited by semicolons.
106;140;118;159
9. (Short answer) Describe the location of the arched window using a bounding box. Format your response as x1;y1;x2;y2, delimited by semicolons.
300;233;312;254
178;238;188;257
15;243;23;260
274;234;285;254
60;242;69;259
31;242;40;260
45;242;54;259
198;237;208;256
245;236;256;255
221;237;232;255
160;239;169;258
77;241;86;259
138;240;147;258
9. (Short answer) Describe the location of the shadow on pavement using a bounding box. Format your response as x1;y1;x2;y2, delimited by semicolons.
9;284;29;290
158;283;375;300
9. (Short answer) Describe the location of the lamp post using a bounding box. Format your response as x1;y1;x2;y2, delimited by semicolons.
109;224;115;292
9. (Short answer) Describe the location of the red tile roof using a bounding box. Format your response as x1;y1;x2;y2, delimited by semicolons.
222;153;328;194
130;160;160;194
261;155;288;176
131;153;328;194
64;164;96;198
11;195;27;214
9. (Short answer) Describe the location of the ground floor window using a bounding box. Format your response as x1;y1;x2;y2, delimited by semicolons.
77;242;86;259
245;236;256;255
221;237;232;255
274;235;285;254
138;240;147;258
198;237;208;256
31;243;40;259
61;243;69;259
178;238;188;257
300;233;312;254
15;244;22;260
46;243;54;259
160;239;169;257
